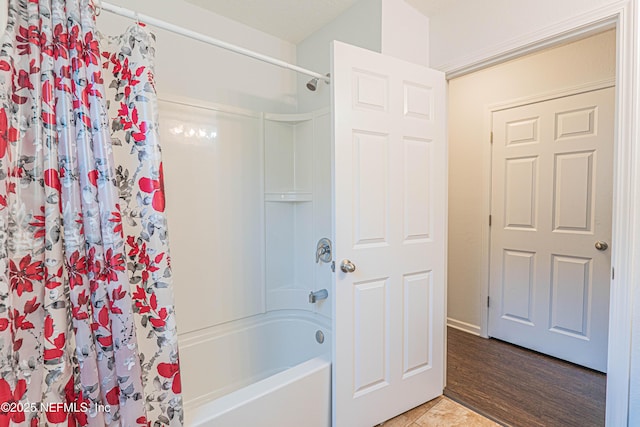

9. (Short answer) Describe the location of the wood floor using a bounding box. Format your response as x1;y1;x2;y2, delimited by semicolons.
445;327;606;427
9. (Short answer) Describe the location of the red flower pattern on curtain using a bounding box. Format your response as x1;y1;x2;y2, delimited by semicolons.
102;23;183;426
0;1;182;426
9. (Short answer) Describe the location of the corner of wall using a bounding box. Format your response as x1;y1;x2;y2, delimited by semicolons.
296;0;382;112
295;0;432;112
447;317;481;336
380;0;429;67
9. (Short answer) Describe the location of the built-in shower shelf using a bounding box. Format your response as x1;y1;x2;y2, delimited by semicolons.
265;192;312;202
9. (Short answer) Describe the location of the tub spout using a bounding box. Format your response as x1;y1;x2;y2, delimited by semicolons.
309;289;329;303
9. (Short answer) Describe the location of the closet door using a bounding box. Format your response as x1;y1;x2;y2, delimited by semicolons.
488;88;614;372
331;41;446;427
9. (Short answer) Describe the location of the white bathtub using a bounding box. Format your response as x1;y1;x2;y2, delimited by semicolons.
180;311;332;427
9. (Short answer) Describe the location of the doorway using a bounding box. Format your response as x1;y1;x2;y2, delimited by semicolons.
446;28;615;422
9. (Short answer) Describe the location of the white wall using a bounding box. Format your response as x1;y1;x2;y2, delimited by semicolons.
296;0;382;112
428;0;619;71
98;0;297;113
381;0;429;67
447;30;616;331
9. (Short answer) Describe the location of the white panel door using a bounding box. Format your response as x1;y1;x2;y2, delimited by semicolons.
332;41;446;427
489;87;614;372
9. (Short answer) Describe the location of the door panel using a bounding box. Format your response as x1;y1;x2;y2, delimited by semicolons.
489;87;614;372
332;41;446;427
353;131;388;246
550;255;591;338
502;249;535;324
404;137;432;241
504;157;538;229
352;278;388;395
402;271;432;376
553;151;594;232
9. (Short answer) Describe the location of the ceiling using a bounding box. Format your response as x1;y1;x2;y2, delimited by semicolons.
185;0;360;44
184;0;449;44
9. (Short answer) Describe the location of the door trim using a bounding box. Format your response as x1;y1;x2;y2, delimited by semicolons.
441;2;637;425
480;78;617;341
440;4;620;79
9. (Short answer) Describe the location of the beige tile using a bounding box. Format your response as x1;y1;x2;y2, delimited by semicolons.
408;396;443;418
381;396;444;426
381;413;412;427
401;398;441;423
414;398;500;427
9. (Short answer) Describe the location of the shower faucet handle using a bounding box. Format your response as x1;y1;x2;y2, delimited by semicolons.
316;238;332;264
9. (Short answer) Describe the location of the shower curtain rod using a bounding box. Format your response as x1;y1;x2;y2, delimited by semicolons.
99;2;331;82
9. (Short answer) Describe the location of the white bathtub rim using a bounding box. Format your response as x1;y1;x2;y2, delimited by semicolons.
179;309;332;410
185;355;331;426
179;309;331;348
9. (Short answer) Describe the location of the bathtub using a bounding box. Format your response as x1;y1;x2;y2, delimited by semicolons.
180;310;332;427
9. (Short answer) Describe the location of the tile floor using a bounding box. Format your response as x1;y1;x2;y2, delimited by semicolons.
381;397;500;427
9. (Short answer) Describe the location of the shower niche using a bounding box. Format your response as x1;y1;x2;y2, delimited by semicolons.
264;109;332;318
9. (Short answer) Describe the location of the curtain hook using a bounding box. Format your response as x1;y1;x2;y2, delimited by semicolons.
92;0;102;16
134;11;141;27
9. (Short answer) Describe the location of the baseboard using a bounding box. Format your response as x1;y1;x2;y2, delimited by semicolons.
447;318;481;336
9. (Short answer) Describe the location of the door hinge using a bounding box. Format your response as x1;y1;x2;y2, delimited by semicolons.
612;267;615;280
490;131;494;144
487;296;490;307
489;215;492;226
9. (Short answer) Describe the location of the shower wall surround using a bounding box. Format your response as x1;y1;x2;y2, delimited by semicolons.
160;101;264;332
161;101;332;334
159;99;332;413
264;110;332;318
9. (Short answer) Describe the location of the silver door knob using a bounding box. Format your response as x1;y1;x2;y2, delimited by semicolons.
595;241;609;251
340;259;356;273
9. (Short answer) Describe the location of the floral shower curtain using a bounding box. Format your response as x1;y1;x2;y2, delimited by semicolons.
0;0;182;425
102;23;183;427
